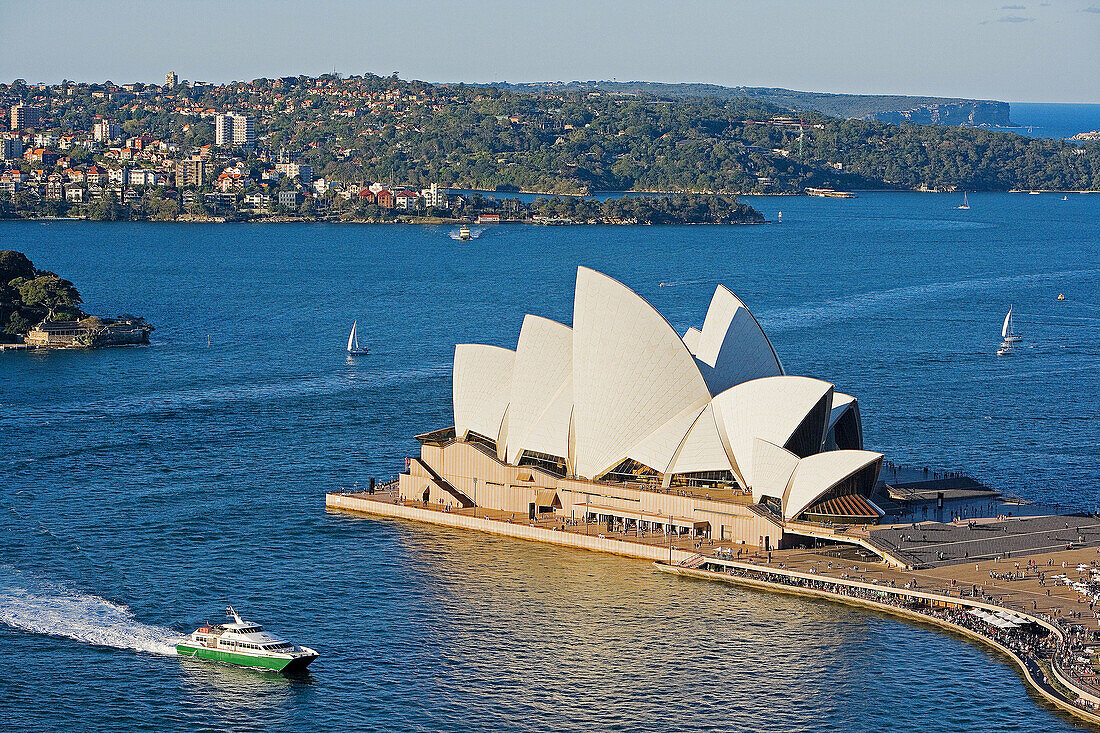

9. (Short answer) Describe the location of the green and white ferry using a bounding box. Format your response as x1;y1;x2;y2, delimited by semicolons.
176;607;318;673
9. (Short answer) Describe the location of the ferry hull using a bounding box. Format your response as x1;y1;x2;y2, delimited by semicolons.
176;643;318;673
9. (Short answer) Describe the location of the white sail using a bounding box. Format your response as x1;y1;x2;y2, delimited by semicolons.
1001;308;1012;340
348;321;358;352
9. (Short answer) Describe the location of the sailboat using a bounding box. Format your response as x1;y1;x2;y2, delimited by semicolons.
956;192;970;210
347;320;369;355
1001;306;1022;343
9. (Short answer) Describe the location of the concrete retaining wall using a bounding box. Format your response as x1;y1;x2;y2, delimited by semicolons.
326;492;694;563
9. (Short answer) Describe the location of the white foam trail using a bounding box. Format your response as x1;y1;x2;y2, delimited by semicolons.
449;227;484;240
0;579;178;656
759;269;1100;333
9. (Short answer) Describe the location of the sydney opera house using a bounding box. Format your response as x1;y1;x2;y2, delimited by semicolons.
399;267;885;550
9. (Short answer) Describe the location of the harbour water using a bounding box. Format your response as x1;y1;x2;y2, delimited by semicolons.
2;191;1099;731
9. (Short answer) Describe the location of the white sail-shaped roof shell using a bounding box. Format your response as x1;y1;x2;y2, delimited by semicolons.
829;393;858;429
665;404;735;478
572;267;712;480
711;376;834;488
782;449;883;521
627;404;707;475
751;438;800;504
827;392;863;450
682;327;702;354
692;285;784;396
453;344;515;446
506;315;574;464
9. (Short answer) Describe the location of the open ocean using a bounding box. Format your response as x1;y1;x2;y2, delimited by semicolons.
1008;102;1100;140
2;190;1099;731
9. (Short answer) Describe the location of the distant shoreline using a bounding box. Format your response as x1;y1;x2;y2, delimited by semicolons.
2;215;769;226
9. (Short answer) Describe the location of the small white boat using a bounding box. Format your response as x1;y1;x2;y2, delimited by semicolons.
347;320;369;355
1001;306;1022;343
956;192;970;210
1058;293;1066;301
458;225;471;241
997;341;1013;356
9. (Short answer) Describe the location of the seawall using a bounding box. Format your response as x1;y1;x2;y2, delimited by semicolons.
326;492;694;563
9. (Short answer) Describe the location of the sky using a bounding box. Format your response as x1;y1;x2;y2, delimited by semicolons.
1;0;1098;103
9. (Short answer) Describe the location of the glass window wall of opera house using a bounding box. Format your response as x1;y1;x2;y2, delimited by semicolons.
399;267;886;550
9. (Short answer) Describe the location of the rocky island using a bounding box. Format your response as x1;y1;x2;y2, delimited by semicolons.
0;250;152;349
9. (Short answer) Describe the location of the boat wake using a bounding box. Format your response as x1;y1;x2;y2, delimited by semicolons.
448;227;484;240
759;268;1100;333
0;572;178;656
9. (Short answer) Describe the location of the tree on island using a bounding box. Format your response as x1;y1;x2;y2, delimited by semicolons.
15;275;83;319
1;251;86;336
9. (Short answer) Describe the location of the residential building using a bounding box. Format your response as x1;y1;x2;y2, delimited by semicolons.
243;192;272;210
108;167;130;186
215;114;233;146
374;189;394;208
11;105;40;130
394;190;420;210
65;187;85;203
0;178;17;200
85;165;108;186
46;173;65;200
275;162;311;184
422;183;447;209
175;156;210;186
232;115;255;146
1;135;23;160
165;71;178;89
203;191;237;210
278;190;301;208
128;169;162;186
93;118;121;142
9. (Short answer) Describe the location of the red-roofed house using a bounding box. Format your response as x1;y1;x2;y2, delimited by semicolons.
85;165;108;185
394;190;420;210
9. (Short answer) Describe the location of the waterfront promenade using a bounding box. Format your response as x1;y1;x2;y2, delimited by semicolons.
328;486;1100;728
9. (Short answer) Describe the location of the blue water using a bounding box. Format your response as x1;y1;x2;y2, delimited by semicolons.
1006;102;1100;140
2;191;1099;731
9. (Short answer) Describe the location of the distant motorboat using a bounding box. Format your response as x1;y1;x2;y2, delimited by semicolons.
1001;306;1022;344
1063;195;1068;201
458;225;471;241
1058;293;1066;301
997;341;1013;356
347;320;369;355
956;192;970;210
1028;191;1041;195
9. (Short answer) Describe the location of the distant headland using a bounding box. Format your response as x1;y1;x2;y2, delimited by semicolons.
0;250;151;349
